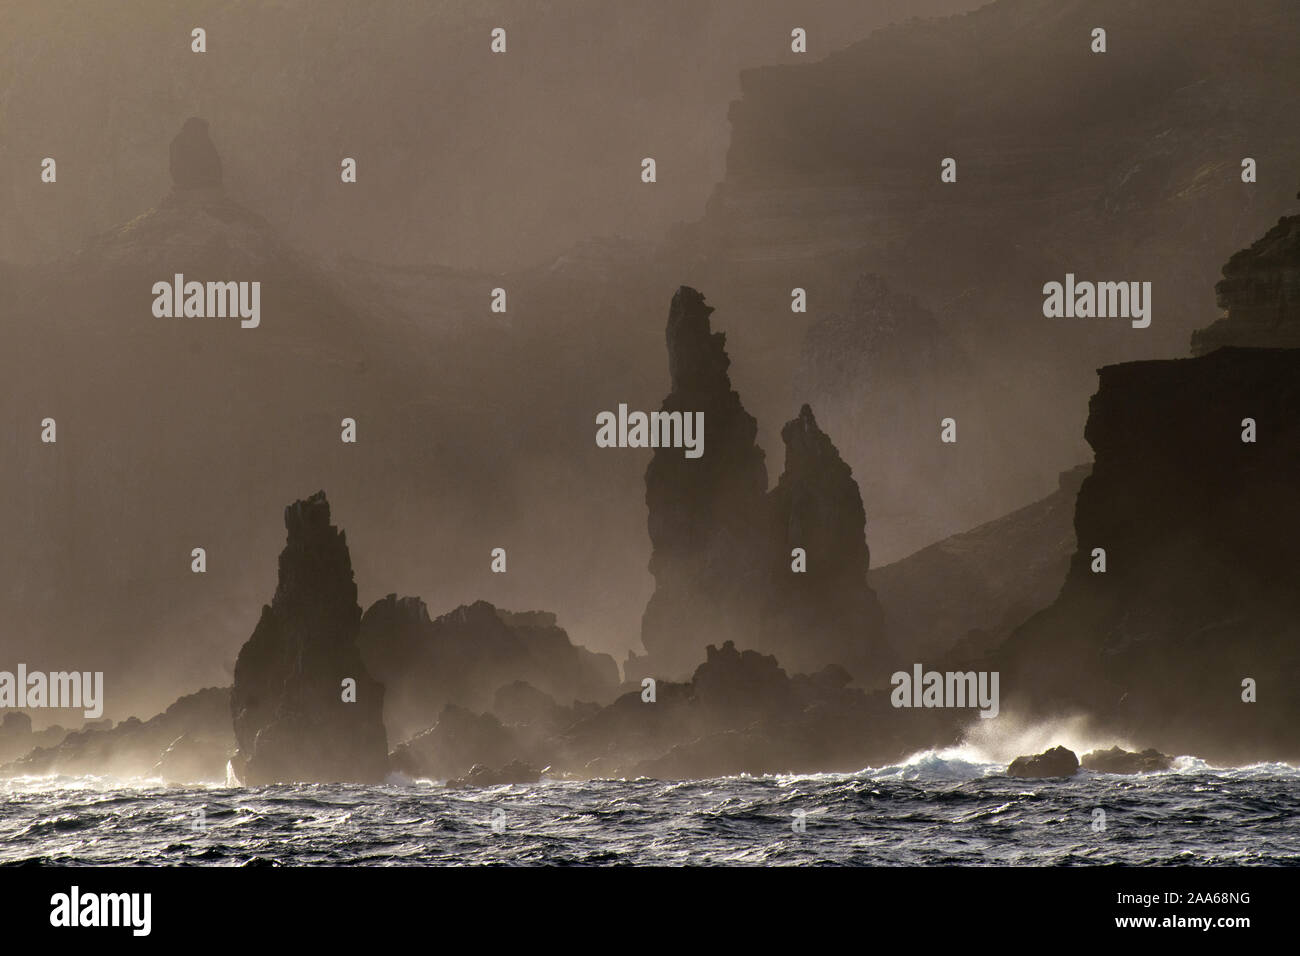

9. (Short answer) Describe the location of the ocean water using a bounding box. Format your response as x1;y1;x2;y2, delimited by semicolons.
3;752;1297;865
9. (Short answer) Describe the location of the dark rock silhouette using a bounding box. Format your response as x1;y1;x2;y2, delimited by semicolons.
359;595;618;743
637;288;889;685
994;347;1300;764
389;704;524;781
761;404;888;680
1;687;231;782
153;733;233;784
692;639;796;725
446;760;542;789
1081;747;1174;774
639;286;769;679
1192;203;1300;354
230;492;388;784
1007;746;1079;779
0;712;35;765
169;117;223;190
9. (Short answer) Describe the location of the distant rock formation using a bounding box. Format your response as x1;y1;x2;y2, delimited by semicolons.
230;492;389;784
359;595;619;744
761;404;888;679
1191;201;1300;354
0;712;34;765
1;687;231;782
1007;746;1079;779
169;117;223;190
1081;747;1173;774
872;464;1089;663
639;286;769;679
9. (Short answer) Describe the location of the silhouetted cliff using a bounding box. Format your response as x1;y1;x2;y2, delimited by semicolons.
1192;204;1300;354
995;348;1300;762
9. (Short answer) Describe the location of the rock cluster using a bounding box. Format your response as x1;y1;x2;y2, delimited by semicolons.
1;687;231;782
1191;201;1300;354
638;287;889;684
359;596;619;743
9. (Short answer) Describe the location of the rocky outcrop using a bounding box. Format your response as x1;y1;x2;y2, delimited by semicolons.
1081;747;1174;774
761;404;888;680
1007;746;1079;779
1192;201;1300;355
557;640;944;779
359;596;619;744
639;286;770;679
446;761;543;789
1;687;232;782
389;705;525;781
230;492;389;785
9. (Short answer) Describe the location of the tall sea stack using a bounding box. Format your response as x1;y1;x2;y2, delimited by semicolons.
761;404;889;681
230;492;389;784
638;286;769;679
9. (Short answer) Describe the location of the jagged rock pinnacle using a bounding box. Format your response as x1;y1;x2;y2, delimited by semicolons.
169;117;223;190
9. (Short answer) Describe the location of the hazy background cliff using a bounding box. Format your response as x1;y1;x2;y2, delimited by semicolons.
2;0;1298;726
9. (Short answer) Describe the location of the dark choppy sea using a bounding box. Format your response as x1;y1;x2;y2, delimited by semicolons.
2;753;1297;866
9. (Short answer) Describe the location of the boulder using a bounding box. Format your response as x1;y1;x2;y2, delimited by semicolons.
1081;746;1174;774
1007;746;1079;778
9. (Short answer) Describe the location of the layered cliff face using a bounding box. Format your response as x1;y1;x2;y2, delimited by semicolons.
639;286;770;679
995;348;1300;763
230;492;389;784
675;0;1300;562
1192;206;1300;354
761;404;889;681
358;595;620;744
